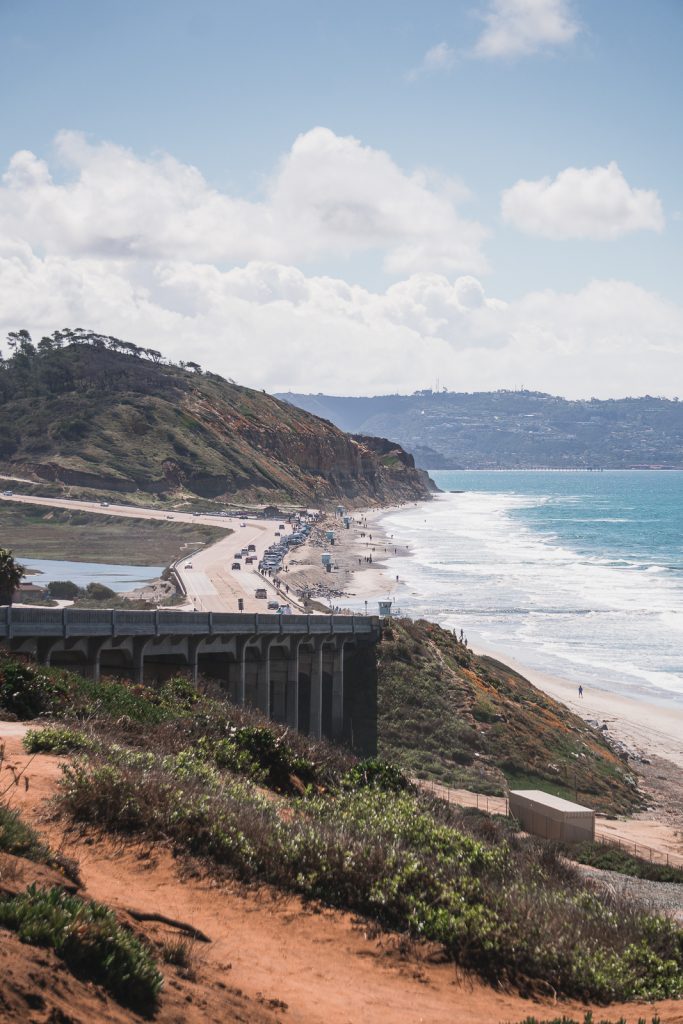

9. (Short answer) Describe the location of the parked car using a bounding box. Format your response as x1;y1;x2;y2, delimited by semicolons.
231;562;241;570
3;490;13;496
267;600;280;610
255;588;267;599
184;562;193;569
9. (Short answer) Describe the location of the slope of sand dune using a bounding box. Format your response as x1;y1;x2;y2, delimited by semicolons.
2;728;682;1024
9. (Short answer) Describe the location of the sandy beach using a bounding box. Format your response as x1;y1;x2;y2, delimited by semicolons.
280;504;412;609
477;647;683;770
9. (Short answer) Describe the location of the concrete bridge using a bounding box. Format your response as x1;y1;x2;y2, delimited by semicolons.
0;608;380;744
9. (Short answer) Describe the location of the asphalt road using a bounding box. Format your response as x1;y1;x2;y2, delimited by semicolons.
1;492;303;613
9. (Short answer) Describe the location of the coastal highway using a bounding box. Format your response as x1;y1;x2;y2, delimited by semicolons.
0;492;304;614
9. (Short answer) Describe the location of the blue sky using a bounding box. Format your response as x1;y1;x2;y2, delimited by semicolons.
0;0;681;397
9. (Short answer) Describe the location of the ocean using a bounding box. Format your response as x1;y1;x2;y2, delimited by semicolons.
367;471;683;707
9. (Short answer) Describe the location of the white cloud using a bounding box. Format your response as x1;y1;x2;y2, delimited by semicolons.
0;128;487;275
0;130;680;400
407;42;456;81
0;242;681;399
473;0;580;58
501;162;665;239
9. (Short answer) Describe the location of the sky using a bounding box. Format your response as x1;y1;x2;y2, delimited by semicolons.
1;0;682;399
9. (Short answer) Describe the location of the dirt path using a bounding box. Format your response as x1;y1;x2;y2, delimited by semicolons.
2;728;682;1024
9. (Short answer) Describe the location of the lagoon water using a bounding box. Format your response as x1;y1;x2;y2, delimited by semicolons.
371;471;683;706
22;557;165;593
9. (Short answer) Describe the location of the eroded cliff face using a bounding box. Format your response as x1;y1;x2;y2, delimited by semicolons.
5;345;433;506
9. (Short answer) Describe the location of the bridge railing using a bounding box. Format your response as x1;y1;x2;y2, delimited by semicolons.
0;606;380;640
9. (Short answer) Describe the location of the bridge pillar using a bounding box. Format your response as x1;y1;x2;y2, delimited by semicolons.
256;638;276;718
187;638;202;685
87;638;110;683
132;638;150;685
331;640;346;740
286;639;301;731
269;645;287;724
309;638;325;740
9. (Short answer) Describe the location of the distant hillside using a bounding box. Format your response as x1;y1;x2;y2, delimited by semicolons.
0;330;432;505
277;389;683;469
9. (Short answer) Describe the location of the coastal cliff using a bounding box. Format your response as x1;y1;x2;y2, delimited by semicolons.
0;333;433;506
375;618;641;813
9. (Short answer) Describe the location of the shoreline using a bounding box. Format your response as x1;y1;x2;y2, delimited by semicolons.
343;501;683;774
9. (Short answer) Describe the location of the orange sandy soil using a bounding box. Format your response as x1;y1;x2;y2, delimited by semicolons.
1;728;682;1024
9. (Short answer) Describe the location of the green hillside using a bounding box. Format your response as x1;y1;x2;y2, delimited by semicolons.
0;330;432;506
377;619;640;813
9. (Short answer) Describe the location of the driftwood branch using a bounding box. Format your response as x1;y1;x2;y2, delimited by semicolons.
124;908;211;943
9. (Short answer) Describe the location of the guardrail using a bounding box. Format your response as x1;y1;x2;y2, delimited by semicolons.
0;606;380;639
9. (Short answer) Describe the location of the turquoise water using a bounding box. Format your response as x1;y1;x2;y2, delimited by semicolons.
368;471;683;705
22;557;165;592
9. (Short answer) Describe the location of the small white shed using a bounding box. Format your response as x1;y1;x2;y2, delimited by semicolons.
509;790;595;842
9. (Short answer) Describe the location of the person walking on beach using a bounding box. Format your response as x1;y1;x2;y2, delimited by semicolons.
578;685;583;698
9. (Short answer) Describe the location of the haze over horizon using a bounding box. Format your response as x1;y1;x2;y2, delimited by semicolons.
1;0;682;400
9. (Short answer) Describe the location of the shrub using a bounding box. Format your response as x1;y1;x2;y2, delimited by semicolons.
0;802;52;864
84;582;117;601
0;885;162;1011
24;725;93;755
565;841;683;884
57;747;683;1002
340;758;409;792
0;801;80;884
0;660;70;719
47;580;81;600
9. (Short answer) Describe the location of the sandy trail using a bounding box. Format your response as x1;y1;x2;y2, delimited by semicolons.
2;727;682;1024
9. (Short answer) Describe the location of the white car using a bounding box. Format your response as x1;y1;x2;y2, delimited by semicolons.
184;562;193;569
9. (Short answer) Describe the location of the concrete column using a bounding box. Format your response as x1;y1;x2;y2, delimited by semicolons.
256;639;272;718
230;638;251;705
309;639;324;740
87;638;108;683
187;638;202;685
132;638;149;685
331;640;346;739
286;639;300;731
270;646;287;723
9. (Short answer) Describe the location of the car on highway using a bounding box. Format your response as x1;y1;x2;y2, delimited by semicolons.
184;562;193;569
231;562;241;570
247;543;256;552
233;552;243;559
